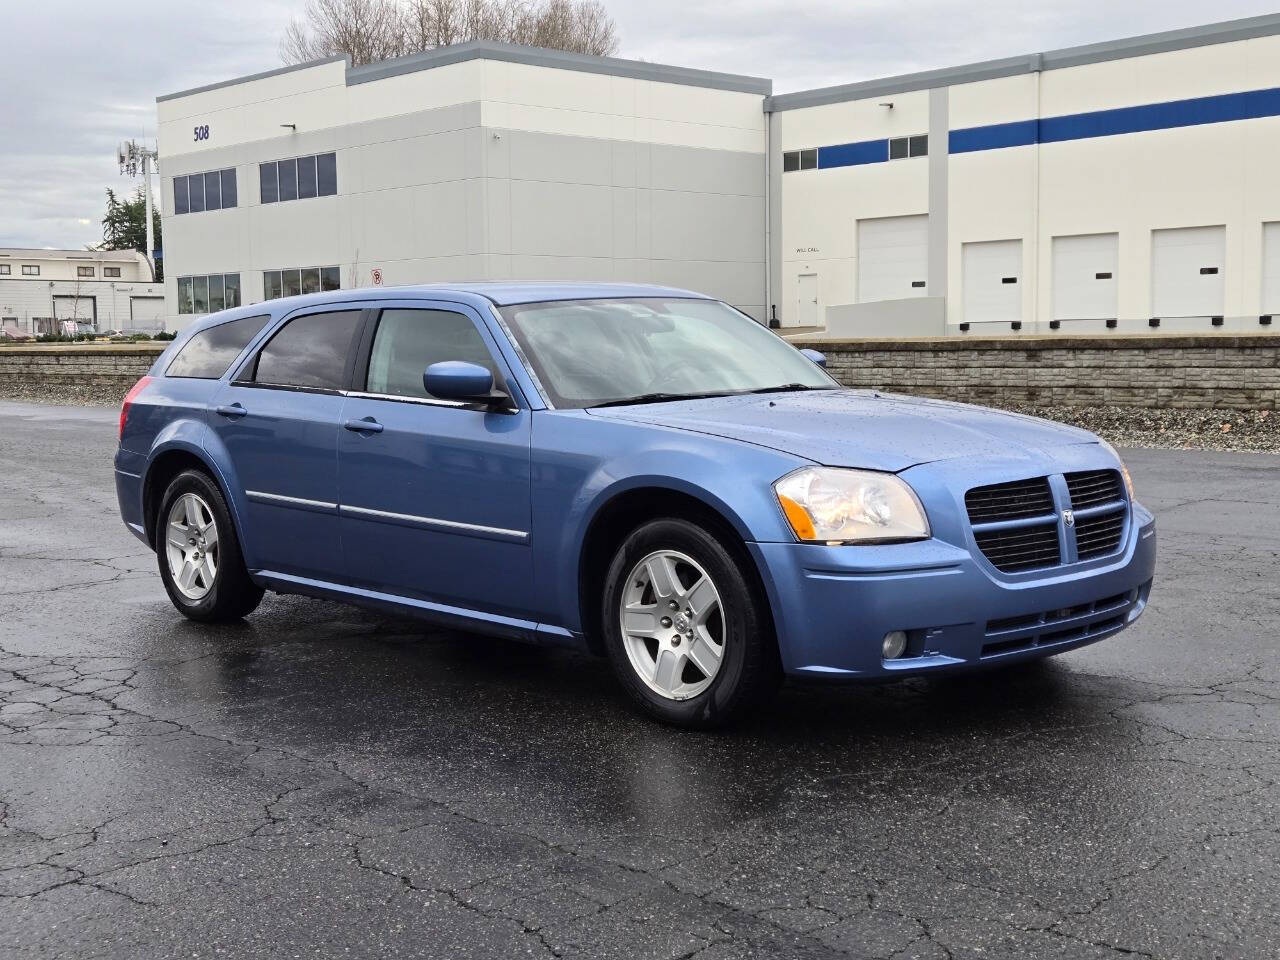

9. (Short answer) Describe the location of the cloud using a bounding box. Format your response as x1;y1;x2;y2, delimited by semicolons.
1;0;1276;248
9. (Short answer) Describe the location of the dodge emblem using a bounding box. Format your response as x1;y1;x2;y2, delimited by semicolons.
1062;509;1075;527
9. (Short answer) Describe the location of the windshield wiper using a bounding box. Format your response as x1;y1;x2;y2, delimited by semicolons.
589;391;735;409
744;383;830;395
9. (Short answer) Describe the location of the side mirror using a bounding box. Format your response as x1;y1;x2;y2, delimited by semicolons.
800;348;827;368
424;361;508;407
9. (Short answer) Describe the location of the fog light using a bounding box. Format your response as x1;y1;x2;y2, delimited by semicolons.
882;630;908;660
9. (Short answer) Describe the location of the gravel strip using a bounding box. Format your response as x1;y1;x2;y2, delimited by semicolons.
2;382;1275;453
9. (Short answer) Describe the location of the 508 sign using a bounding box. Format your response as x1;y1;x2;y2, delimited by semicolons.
193;124;210;142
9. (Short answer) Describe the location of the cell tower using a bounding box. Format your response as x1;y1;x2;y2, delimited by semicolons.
117;140;159;282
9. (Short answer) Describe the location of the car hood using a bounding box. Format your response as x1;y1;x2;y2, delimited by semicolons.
585;389;1098;472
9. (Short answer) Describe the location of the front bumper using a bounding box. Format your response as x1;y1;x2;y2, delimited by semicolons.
749;500;1156;679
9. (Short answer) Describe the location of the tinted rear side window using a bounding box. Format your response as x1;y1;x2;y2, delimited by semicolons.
166;314;271;379
251;310;362;390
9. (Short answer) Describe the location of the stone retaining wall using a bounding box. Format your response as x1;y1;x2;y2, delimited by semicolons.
792;333;1280;410
0;345;163;397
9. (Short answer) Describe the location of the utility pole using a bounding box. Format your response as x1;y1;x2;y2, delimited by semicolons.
117;140;159;282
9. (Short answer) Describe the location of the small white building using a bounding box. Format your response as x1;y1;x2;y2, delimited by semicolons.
0;249;165;334
156;13;1280;337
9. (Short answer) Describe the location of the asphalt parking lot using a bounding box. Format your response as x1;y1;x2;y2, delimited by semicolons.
1;401;1277;960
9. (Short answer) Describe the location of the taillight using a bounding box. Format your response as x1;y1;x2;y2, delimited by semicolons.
119;375;154;441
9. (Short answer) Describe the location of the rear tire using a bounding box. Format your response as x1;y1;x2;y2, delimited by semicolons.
601;518;779;728
156;469;263;623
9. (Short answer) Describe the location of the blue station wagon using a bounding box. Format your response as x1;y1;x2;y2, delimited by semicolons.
115;283;1156;727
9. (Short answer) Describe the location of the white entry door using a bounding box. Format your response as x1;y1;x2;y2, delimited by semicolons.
1151;225;1225;319
858;214;928;302
1053;233;1118;321
795;273;820;327
962;240;1023;324
1263;222;1280;315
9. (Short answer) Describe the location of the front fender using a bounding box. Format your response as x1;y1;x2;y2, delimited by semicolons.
531;412;811;634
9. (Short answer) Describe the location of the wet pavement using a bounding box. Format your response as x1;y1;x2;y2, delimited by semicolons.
0;400;1276;960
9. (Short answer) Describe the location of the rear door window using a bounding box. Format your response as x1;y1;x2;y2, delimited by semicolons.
365;308;496;401
247;310;362;391
166;314;271;379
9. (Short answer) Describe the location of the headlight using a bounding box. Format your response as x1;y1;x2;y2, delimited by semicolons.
1099;440;1135;498
774;467;930;544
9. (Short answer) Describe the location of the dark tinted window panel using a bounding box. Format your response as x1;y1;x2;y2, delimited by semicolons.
253;310;361;390
166;314;270;379
204;171;221;211
188;174;205;213
908;134;928;157
301;267;321;295
260;162;278;203
282;269;302;298
367;309;495;400
889;137;908;160
264;271;283;301
317;152;337;196
192;275;209;314
297;155;317;199
174;176;189;215
221;169;237;208
320;266;341;291
782;151;800;173
178;277;194;315
208;274;225;313
278;159;298;202
799;149;817;170
224;273;242;309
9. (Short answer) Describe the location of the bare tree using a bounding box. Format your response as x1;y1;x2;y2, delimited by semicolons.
282;0;619;67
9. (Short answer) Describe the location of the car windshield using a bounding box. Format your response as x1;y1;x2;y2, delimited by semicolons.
498;298;837;409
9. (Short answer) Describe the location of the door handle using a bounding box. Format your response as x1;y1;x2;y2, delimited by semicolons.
215;403;248;418
343;417;384;434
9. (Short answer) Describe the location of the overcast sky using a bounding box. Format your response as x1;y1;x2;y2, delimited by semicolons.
1;0;1276;250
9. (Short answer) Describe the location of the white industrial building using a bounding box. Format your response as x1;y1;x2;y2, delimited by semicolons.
0;249;164;335
156;13;1280;337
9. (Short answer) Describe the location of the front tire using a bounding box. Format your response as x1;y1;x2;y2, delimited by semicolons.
601;519;779;728
156;469;263;623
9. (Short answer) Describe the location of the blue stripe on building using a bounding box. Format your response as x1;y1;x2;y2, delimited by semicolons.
817;139;887;168
810;85;1280;169
951;85;1280;154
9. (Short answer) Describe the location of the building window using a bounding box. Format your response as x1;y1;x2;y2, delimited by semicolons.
77;266;95;278
889;134;928;160
22;265;39;276
0;265;9;275
262;266;341;300
174;168;237;214
782;149;819;172
104;266;121;278
177;273;242;315
259;153;337;204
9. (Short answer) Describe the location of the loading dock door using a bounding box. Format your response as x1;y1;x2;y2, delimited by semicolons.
129;296;165;328
1151;225;1225;319
962;239;1022;324
1052;233;1118;321
857;214;928;302
52;295;96;325
1263;222;1280;315
795;273;820;327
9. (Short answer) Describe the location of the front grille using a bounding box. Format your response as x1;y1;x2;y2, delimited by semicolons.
980;586;1141;658
965;477;1055;523
973;522;1061;573
1066;469;1123;509
1075;510;1127;560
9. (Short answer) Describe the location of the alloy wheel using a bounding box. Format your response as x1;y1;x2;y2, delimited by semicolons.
165;492;219;601
619;550;726;700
